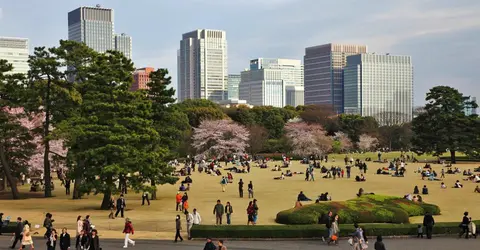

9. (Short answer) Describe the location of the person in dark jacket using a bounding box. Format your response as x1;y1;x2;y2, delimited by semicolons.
115;194;126;218
65;179;71;195
43;212;54;238
46;228;58;250
174;215;183;243
374;235;386;250
459;211;470;239
76;230;89;250
10;217;23;249
0;212;3;235
238;179;244;198
423;211;435;239
322;211;333;243
213;200;225;225
89;229;100;250
83;215;91;234
203;238;216;250
59;227;71;250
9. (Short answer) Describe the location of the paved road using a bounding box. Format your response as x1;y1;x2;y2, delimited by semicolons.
0;236;478;250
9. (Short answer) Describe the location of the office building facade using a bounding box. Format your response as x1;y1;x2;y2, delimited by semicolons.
239;58;303;108
177;29;228;102
227;74;241;100
465;96;477;116
131;67;154;91
0;37;29;75
343;54;413;125
286;85;305;107
115;33;132;59
304;43;367;113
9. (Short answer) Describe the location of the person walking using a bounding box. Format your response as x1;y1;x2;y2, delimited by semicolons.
252;199;259;225
468;217;477;239
175;192;182;211
330;215;340;245
141;191;150;206
225;202;234;225
238;179;244;198
89;229;100;250
65;179;71;195
10;217;23;249
122;218;135;248
192;208;202;225
459;212;470;239
218;240;227;250
220;176;228;192
203;238;216;250
76;216;83;236
174;215;183;243
59;228;71;250
181;193;189;212
83;215;92;234
247;201;254;225
43;212;54;238
186;211;194;240
322;211;333;243
46;228;58;250
115;194;126;218
248;181;254;198
440;168;445;179
423;211;435;239
108;195;116;219
75;230;89;250
213;200;225;225
21;220;34;250
374;235;386;250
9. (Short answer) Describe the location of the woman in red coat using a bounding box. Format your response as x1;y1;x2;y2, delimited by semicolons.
122;218;135;248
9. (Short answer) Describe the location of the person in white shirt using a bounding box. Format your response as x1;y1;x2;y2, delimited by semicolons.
186;211;194;240
192;208;201;225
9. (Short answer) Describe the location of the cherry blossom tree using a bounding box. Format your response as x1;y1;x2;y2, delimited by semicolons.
358;134;379;152
191;119;250;160
334;132;353;152
284;122;333;156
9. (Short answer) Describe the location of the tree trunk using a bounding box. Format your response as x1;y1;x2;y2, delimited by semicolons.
72;160;83;199
0;173;6;191
43;77;52;198
0;143;21;199
150;179;157;200
100;190;112;210
450;150;456;164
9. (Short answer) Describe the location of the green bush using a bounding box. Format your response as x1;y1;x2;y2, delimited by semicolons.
191;221;480;239
276;194;441;225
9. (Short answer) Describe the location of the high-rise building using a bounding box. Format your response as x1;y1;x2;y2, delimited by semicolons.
115;33;132;59
343;54;413;125
68;5;131;57
131;67;154;91
68;6;115;53
304;43;367;113
177;29;228;102
286;85;305;107
0;37;29;75
239;58;303;108
464;96;477;116
227;74;241;100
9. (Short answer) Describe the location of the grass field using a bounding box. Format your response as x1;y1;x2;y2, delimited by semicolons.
1;152;479;239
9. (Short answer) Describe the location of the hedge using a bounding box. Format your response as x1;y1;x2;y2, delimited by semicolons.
276;195;441;225
191;221;480;239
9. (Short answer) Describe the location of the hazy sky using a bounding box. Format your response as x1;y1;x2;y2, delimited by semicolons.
1;0;479;105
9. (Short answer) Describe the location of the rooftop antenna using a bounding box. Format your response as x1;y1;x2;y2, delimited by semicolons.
96;4;101;8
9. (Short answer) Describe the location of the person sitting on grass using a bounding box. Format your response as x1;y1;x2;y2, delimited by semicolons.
377;168;389;175
413;195;419;202
181;176;193;184
294;199;303;208
417;195;423;203
474;185;480;193
454;180;464;188
297;191;312;201
413;186;419;194
273;172;285;180
355;174;366;182
271;165;280;171
316;192;331;202
441;182;447;189
285;170;293;177
179;183;186;191
474;167;480;172
422;185;429;195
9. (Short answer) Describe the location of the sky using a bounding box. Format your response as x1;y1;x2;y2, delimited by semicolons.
1;0;479;105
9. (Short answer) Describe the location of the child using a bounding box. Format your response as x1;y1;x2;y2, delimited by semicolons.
417;225;423;238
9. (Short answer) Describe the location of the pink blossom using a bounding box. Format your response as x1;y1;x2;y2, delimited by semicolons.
358;134;379;152
334;132;353;152
284;122;333;156
191;119;250;159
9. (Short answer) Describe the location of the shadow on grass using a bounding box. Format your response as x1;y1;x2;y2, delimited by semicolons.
0;190;49;200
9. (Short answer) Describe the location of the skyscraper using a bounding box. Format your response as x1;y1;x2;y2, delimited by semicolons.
464;97;477;116
177;29;228;102
114;33;132;59
227;74;241;100
68;5;131;57
285;85;305;107
304;43;367;113
0;37;29;75
68;6;115;53
239;58;303;107
131;67;154;91
343;54;413;125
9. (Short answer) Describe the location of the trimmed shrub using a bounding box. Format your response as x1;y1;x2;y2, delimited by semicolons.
191;221;480;239
276;194;440;225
